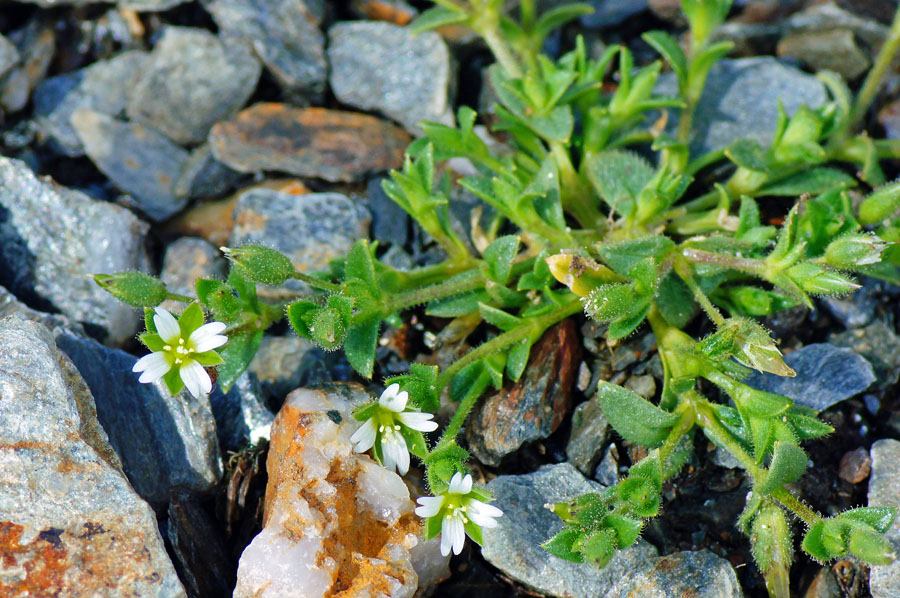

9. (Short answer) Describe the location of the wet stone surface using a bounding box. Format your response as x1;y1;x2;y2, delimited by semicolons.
0;157;150;345
467;320;581;466
0;316;185;597
209;103;411;182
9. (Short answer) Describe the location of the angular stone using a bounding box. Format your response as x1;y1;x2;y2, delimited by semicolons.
33;50;148;157
55;333;222;505
819;278;879;329
174;143;243;200
230;188;370;298
785;2;888;51
777;29;870;81
0;316;185;597
248;334;330;403
234;384;449;598
13;0;187;8
166;495;234;598
208;372;274;452
367;175;411;248
71;109;190;222
349;0;418;24
328;22;454;135
467;320;580;466
205;0;327;97
127;27;261;145
655;57;828;155
829;320;900;390
743;343;875;412
593;444;620;487
0;284;86;338
0;34;19;80
482;463;658;598
210;103;410;182
566;397;609;476
580;0;648;28
0;157;150;345
602;550;743;598
0;21;55;113
159;237;227;312
867;439;900;598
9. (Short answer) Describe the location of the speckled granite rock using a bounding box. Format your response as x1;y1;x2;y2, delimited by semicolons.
0;21;55;114
248;334;329;402
127;27;261;145
0;316;185;597
602;550;743;598
0;34;18;80
328;21;454;135
0;157;150;345
159;237;227;312
234;384;449;598
0;284;86;338
867;439;900;598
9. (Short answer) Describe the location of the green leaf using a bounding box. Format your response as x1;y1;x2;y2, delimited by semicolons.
759;168;856;196
426;290;491;317
581;528;617;567
506;339;531;381
784;408;834;440
534;4;593;44
483;235;520;284
726;138;770;172
408;6;468;34
478;303;522;331
605;514;643;548
345;240;379;289
837;507;898;535
848;527;896;565
196;279;242;322
758;441;808;495
450;361;485;403
586;150;654;217
597;380;678;447
345;317;379;378
616;476;661;517
801;521;833;562
139;332;165;352
178;302;205;338
542;528;585;563
217;329;264;393
642;30;687;89
656;271;695;328
607;303;650;340
286;300;319;339
859;180;900;225
596;236;675;277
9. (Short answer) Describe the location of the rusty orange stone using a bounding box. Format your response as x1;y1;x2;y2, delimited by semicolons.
350;0;416;25
209;103;411;183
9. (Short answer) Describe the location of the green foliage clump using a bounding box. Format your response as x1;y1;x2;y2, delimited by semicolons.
97;1;900;594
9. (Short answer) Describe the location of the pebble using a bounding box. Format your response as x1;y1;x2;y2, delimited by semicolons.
467;320;581;466
742;343;875;412
803;567;842;598
819;278;879;329
159;237;227;312
349;0;418;24
655;57;828;156
581;0;648;28
829;320;900;390
205;0;327;98
593;444;620;487
482;463;658;598
14;0;187;7
56;333;223;505
33;50;148;157
0;316;185;597
328;21;454;135
174;143;243;200
367;175;411;248
838;447;872;484
0;21;55;114
0;156;150;345
777;29;870;81
229;188;370;298
234;384;449;598
210;103;410;182
248;334;330;404
0;284;86;338
785;2;887;52
866;439;900;598
127;27;261;145
71;108;191;222
566;396;610;476
0;34;20;80
602;550;743;598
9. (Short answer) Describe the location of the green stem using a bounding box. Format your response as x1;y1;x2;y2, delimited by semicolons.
771;488;820;527
681;248;766;277
551;141;602;229
383;270;485;314
436;370;492;448
481;26;523;79
165;292;194;303
673;257;725;326
847;5;900;134
291;271;341;293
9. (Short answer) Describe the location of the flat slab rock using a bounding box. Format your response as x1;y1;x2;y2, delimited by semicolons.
0;315;185;597
210;103;410;182
0;156;150;345
234;383;449;598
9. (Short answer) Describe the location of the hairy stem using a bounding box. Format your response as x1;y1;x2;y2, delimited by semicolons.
847;5;900;133
291;270;341;293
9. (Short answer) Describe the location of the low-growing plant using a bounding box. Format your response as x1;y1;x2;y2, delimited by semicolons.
96;1;900;595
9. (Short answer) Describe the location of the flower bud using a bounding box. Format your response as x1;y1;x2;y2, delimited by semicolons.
751;503;792;598
858;180;900;225
726;318;795;377
824;234;888;269
309;306;348;350
546;254;619;297
785;262;860;295
92;272;167;307
221;244;294;285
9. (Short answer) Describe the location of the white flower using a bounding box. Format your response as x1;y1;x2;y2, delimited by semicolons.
415;472;503;556
350;383;438;475
132;305;227;398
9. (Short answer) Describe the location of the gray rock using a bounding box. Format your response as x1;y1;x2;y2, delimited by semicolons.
593;444;620;486
867;439;900;598
820;278;879;328
328;21;454;135
0;316;185;597
14;0;187;8
829;320;900;390
777;29;870;81
743;343;875;412
482;463;658;598
0;34;19;80
174;143;244;200
602;550;743;598
712;446;742;470
581;0;648;28
204;0;327;98
785;2;888;51
56;333;222;505
367;176;410;248
0;157;150;345
159;237;227;312
167;496;234;598
33;50;148;157
248;334;330;402
567;397;609;475
71;108;191;222
655;57;828;155
0;21;55;113
127;27;261;145
230;189;370;299
0;284;86;337
208;372;274;451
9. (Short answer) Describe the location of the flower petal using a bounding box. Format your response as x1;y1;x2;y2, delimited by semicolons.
350;419;377;453
189;322;228;352
467;500;503;527
394;434;410;475
415;496;444;518
444;514;466;555
397;411;438;432
381;433;400;473
134;352;170;383
180;360;211;397
449;472;472;495
379;384;408;412
154;307;181;343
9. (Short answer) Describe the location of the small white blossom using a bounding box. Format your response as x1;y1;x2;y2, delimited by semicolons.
415;472;503;556
132;306;227;398
350;383;438;475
